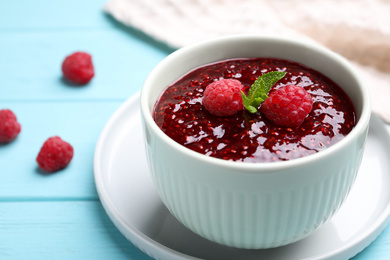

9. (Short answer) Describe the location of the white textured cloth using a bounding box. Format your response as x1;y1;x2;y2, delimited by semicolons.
104;0;390;122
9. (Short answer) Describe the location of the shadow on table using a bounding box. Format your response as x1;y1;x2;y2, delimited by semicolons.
35;166;53;176
59;76;93;88
103;13;176;55
34;165;73;176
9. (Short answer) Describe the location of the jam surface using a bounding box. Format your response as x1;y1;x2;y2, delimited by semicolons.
153;58;356;162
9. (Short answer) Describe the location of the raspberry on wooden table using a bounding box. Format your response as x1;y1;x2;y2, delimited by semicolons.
61;51;94;84
202;79;244;116
36;136;74;172
261;84;313;127
0;109;21;143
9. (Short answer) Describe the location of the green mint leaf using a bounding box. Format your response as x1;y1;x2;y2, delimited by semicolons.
246;78;263;103
247;105;258;113
242;71;286;113
241;91;250;106
260;71;287;93
241;91;258;113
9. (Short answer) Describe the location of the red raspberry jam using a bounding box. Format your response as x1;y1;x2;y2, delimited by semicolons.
153;58;356;162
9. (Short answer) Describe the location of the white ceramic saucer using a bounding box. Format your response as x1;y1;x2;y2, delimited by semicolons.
94;93;390;260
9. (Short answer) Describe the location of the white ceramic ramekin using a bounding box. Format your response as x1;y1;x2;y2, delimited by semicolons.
140;35;371;249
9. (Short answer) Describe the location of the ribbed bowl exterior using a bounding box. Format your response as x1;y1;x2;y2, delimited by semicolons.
143;122;368;249
140;35;371;249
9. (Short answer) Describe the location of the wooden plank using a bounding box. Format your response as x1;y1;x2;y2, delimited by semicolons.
0;200;389;260
0;101;123;199
0;30;169;101
0;200;153;259
352;226;390;260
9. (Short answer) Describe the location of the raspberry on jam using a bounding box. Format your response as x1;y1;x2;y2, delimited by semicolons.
203;79;244;116
261;84;313;127
153;58;356;163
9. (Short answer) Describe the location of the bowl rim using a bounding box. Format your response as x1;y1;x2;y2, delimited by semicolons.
140;34;371;173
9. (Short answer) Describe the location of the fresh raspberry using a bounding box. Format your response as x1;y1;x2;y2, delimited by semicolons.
0;109;21;143
36;136;74;172
61;51;94;84
202;79;244;116
261;85;313;127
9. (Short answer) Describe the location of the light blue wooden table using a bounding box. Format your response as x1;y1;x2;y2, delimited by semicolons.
0;1;389;259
